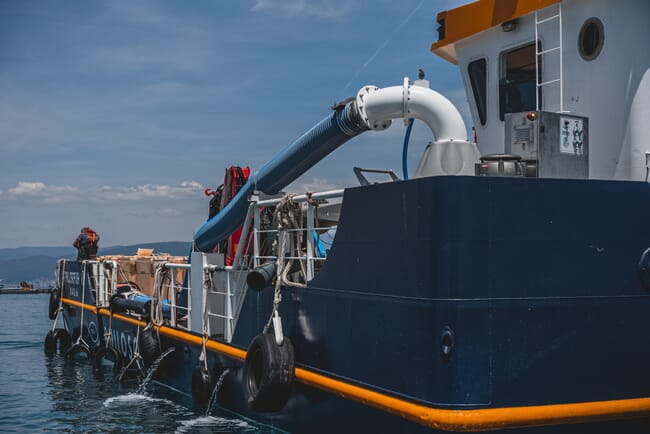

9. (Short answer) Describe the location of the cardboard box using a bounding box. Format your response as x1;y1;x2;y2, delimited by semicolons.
98;253;187;298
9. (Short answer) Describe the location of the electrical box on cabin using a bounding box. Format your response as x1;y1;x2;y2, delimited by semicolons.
505;111;589;179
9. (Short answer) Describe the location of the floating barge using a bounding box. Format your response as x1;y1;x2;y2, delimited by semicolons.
0;288;51;294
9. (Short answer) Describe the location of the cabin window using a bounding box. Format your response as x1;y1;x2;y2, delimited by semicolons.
578;18;604;61
468;58;487;125
499;43;541;121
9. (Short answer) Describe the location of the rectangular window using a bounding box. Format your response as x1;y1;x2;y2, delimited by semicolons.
499;43;541;120
468;58;487;126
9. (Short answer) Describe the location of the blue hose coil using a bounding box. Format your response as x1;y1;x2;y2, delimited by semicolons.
193;102;366;252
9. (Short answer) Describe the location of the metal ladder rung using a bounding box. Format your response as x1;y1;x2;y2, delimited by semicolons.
207;312;234;320
207;290;234;297
534;3;563;112
538;46;561;55
536;14;560;25
537;78;561;87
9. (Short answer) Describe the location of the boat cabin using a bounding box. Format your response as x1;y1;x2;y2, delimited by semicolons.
432;0;650;180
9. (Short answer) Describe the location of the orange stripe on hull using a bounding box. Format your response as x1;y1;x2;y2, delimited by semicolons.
61;297;650;431
63;297;97;313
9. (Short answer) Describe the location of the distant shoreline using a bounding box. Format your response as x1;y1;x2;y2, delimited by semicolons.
0;288;51;294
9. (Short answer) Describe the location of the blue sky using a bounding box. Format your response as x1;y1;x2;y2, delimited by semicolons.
0;0;468;248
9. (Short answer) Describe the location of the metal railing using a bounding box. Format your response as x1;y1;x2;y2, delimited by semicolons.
205;264;237;340
210;189;343;337
63;259;193;331
59;190;344;344
252;189;343;280
164;263;191;329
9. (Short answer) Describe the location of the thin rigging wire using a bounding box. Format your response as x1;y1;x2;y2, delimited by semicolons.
343;0;426;91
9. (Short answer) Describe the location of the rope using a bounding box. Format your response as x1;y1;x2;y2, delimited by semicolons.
75;261;88;346
264;194;307;333
115;265;140;294
117;324;144;381
200;268;213;371
51;259;67;333
104;307;113;350
151;263;170;327
273;194;307;288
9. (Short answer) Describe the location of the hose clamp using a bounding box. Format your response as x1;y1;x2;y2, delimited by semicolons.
355;85;391;131
403;76;411;126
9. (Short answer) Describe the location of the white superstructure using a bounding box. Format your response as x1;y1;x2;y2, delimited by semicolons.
435;0;650;180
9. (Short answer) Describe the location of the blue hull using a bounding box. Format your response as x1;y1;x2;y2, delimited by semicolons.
57;176;650;432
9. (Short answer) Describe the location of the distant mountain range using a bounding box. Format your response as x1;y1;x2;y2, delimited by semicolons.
0;241;190;287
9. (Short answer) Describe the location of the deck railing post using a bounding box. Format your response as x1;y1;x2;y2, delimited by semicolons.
306;202;315;281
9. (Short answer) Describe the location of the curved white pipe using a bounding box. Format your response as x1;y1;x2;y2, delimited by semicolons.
357;83;468;142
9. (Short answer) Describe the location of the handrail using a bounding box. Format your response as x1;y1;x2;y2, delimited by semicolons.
186;189;345;342
163;262;190;328
255;189;344;207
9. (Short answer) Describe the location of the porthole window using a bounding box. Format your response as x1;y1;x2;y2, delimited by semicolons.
578;18;604;61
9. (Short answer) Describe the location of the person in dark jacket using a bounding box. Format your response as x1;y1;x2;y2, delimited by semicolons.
73;227;100;261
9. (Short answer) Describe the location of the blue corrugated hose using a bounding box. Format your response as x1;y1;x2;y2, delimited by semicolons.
193;102;366;252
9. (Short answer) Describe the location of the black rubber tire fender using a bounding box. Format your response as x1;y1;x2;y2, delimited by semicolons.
243;333;294;412
191;364;214;408
44;328;72;353
140;328;161;368
48;289;61;320
66;342;91;360
93;346;123;374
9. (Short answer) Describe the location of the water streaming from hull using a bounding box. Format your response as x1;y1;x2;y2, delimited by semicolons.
136;347;175;394
205;368;231;416
0;295;274;433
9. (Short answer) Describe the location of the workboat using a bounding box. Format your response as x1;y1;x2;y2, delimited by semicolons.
45;0;650;432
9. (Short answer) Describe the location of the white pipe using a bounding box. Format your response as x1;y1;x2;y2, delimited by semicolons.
356;82;468;142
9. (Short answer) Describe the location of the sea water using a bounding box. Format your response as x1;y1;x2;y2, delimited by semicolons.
0;294;278;433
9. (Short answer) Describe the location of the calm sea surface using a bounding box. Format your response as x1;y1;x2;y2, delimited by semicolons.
0;294;279;433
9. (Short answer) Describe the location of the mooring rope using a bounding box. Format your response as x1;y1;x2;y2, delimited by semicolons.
151;263;170;327
117;324;144;381
274;194;307;289
263;194;309;335
104;307;113;350
74;261;88;347
200;268;213;371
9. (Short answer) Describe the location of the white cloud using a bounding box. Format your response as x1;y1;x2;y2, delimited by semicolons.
8;181;47;195
0;181;203;203
251;0;353;19
3;182;80;203
180;181;202;189
97;182;202;201
291;177;343;192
